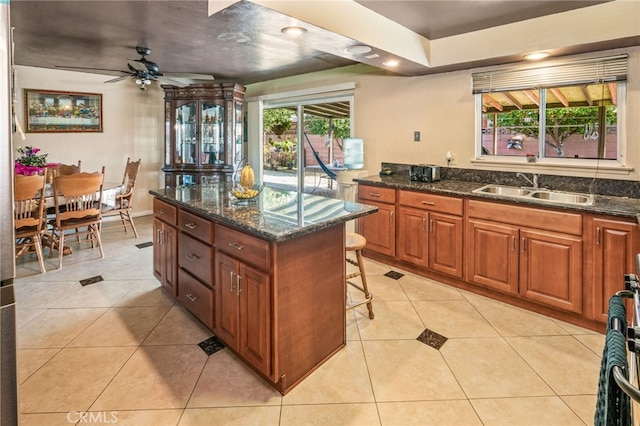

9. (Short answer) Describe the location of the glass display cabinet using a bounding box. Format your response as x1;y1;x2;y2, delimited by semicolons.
162;83;245;187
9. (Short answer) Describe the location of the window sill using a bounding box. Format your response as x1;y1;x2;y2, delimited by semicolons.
470;157;634;175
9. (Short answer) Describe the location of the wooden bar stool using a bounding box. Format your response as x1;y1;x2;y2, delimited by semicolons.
346;232;374;319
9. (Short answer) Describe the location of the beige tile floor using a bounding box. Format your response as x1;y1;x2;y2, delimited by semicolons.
14;215;605;425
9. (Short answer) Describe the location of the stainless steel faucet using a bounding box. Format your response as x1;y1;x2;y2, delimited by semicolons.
516;172;539;189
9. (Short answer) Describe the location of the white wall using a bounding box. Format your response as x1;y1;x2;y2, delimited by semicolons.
14;66;164;215
247;47;640;181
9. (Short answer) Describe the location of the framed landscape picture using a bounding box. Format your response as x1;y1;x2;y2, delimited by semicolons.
24;89;103;133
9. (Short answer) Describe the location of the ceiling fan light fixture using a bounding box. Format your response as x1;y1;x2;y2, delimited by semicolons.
281;26;307;36
345;45;372;55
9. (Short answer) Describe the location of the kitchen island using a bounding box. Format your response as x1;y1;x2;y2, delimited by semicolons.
149;184;377;394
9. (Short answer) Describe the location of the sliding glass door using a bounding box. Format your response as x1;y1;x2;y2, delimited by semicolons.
262;96;352;196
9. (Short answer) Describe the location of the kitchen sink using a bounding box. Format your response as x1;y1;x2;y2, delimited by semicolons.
472;184;595;206
529;191;593;204
475;185;532;197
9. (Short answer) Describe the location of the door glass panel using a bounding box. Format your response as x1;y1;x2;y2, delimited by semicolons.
234;103;244;166
262;100;351;197
176;101;197;164
201;102;224;165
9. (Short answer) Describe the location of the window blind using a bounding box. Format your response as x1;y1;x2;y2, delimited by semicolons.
472;54;627;94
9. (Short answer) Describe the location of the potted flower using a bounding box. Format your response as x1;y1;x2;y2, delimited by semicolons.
14;146;49;175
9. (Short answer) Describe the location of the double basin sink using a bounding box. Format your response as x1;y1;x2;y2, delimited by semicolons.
472;184;595;206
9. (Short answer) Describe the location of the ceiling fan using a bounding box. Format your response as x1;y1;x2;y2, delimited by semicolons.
57;46;215;90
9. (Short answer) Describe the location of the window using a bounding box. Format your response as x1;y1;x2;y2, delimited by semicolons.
474;55;627;162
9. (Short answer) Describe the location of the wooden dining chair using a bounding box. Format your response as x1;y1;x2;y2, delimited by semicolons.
14;174;48;273
45;160;81;184
102;157;141;237
49;167;105;269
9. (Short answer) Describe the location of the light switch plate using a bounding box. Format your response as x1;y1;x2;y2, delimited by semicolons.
414;131;420;142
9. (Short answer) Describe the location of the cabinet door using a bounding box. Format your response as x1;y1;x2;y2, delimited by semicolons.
201;102;224;166
358;200;395;257
465;219;519;294
215;252;240;349
175;101;197;165
588;217;640;322
519;229;582;313
396;206;428;266
153;219;178;297
239;264;271;375
429;212;463;278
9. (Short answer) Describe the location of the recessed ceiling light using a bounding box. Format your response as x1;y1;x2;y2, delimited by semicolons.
281;26;307;36
524;52;550;61
345;45;372;55
383;60;400;67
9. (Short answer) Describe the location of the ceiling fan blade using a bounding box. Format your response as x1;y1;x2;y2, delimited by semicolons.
163;72;215;81
127;60;148;73
153;75;189;87
104;75;134;84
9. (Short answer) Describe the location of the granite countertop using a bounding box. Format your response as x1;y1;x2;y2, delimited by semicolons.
355;175;640;221
149;184;378;242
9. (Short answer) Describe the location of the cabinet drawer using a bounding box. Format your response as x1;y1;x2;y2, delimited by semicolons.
467;199;582;236
178;269;213;329
215;224;270;271
179;233;213;286
153;198;177;226
398;190;463;215
178;209;214;244
359;185;395;204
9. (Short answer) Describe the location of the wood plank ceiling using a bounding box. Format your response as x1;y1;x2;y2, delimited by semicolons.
481;83;617;113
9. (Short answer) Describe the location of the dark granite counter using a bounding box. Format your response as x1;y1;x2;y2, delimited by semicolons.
355;175;640;221
149;184;378;242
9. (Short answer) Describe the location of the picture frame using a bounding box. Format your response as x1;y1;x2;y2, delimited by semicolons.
24;89;103;133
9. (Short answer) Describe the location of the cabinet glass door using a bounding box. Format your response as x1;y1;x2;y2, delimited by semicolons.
234;103;244;166
176;102;197;165
201;102;224;165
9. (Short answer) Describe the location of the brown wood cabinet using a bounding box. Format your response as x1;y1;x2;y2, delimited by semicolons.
153;199;178;297
397;190;464;278
519;229;582;313
358;185;395;257
162;83;245;187
465;200;583;314
215;251;271;375
586;215;640;322
465;218;519;294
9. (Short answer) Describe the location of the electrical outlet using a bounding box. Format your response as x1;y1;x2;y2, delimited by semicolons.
413;131;420;142
445;151;455;165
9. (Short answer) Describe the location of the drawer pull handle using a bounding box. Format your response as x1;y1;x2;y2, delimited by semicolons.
369;192;381;197
186;293;198;302
185;253;199;262
421;201;435;206
230;271;236;292
228;242;244;250
596;227;601;245
429;219;433;233
157;209;165;215
184;222;197;230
